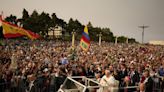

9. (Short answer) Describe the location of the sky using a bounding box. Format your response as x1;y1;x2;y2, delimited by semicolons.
0;0;164;43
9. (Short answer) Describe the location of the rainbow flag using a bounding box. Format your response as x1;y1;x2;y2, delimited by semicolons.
0;19;40;40
80;26;90;51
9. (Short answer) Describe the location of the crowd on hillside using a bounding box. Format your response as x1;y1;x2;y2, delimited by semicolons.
0;40;164;92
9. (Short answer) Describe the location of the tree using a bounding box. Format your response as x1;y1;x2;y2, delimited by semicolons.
101;28;114;42
57;18;67;28
66;18;74;33
87;25;114;42
87;21;93;28
67;18;83;33
117;36;127;43
88;27;100;41
38;12;51;36
22;10;39;33
3;9;137;42
51;13;57;27
19;8;29;28
66;18;84;40
31;10;39;18
5;14;17;25
128;38;137;43
22;8;29;20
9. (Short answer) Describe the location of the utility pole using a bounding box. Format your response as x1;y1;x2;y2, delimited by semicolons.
138;25;149;44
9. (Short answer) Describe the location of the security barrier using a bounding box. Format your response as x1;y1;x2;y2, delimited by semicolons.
58;76;164;92
0;76;164;92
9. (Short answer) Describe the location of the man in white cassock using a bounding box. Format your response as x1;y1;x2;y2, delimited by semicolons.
100;69;118;92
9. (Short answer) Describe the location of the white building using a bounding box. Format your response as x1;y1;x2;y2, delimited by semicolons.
149;40;164;45
48;26;63;39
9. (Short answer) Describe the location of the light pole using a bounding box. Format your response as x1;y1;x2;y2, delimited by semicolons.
98;32;102;46
138;25;149;44
126;36;128;44
71;29;76;49
115;36;118;45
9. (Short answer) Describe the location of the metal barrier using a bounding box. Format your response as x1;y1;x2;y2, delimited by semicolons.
58;76;164;92
0;76;164;92
152;76;163;92
58;76;139;92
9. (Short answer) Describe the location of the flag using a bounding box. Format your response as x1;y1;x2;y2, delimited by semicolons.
80;26;90;51
0;20;40;40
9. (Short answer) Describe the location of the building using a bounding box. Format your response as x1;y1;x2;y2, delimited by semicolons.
48;26;63;39
149;40;164;45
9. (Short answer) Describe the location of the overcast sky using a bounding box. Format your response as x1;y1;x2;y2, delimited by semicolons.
0;0;164;42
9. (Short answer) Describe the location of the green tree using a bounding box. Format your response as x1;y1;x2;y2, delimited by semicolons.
67;18;83;33
88;27;100;41
3;8;137;42
66;18;84;40
101;28;114;42
22;8;29;20
88;24;114;42
87;21;93;28
56;18;67;29
5;14;17;25
128;38;137;43
50;13;57;27
21;9;29;28
117;36;127;43
38;12;51;36
24;10;39;33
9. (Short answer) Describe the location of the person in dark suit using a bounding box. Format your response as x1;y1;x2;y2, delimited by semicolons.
119;76;134;92
129;65;140;87
119;64;128;81
118;63;128;91
140;69;154;92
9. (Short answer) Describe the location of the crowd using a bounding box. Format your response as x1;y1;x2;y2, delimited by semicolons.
0;39;164;92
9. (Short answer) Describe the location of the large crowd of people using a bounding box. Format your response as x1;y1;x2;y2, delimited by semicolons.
0;39;164;92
